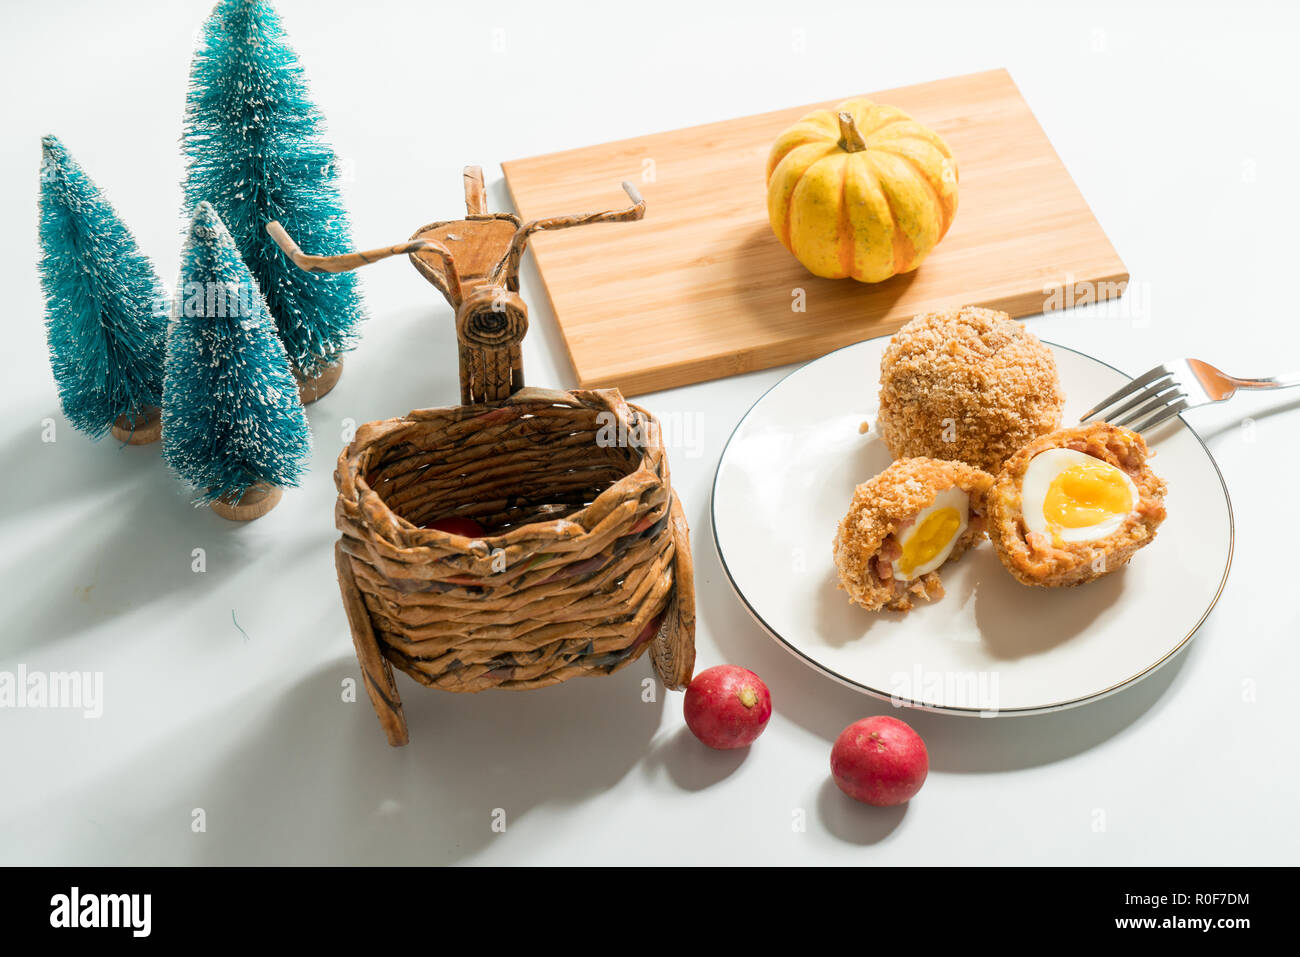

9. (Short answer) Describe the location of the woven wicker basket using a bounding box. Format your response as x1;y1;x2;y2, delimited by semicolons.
334;388;695;744
271;167;695;745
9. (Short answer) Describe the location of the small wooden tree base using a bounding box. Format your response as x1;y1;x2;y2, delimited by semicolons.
110;405;162;445
296;358;344;404
210;482;283;521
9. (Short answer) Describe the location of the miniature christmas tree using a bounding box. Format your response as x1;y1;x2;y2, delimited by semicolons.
182;0;363;398
38;135;168;444
163;202;312;521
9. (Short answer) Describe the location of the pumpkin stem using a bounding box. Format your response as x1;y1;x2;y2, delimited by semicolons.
837;111;868;152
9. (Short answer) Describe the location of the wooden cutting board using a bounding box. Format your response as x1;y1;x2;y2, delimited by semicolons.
502;68;1127;396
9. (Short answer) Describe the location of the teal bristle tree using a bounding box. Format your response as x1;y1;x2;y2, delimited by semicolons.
163;202;312;521
181;0;363;395
38;135;168;443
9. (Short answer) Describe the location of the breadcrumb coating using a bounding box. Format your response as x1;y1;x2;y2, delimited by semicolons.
877;306;1065;473
986;422;1167;587
834;457;993;612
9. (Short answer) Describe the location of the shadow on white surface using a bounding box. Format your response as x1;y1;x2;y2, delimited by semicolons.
814;566;906;646
816;778;906;845
0;415;163;524
971;548;1124;660
1195;394;1300;443
331;301;462;418
694;493;1192;775
85;656;667;865
642;725;749;791
1;445;280;656
915;654;1186;774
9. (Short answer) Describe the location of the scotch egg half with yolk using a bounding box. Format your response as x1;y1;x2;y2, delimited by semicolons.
1020;448;1139;544
891;486;969;581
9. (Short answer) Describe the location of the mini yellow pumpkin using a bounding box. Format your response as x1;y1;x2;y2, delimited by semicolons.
766;98;958;283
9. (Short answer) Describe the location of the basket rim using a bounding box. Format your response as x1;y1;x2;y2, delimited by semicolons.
336;387;670;553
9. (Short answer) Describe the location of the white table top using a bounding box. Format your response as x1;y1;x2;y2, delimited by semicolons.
3;0;1297;865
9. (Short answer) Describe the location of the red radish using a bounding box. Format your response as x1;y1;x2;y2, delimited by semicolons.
425;517;486;537
632;613;664;647
830;715;928;806
683;666;772;750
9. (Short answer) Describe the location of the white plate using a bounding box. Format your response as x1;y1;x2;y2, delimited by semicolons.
711;338;1233;715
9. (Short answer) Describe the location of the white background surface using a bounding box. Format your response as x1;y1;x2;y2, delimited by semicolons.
2;0;1297;865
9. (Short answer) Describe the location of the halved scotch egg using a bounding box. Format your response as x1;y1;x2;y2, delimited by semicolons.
987;422;1167;587
834;458;993;612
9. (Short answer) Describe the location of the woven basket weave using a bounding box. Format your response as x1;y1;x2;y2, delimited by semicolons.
269;166;693;745
335;386;695;745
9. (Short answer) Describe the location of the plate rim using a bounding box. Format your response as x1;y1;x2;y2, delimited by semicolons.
709;336;1235;717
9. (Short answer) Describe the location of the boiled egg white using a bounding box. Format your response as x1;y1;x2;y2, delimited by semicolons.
1021;448;1139;543
892;486;969;581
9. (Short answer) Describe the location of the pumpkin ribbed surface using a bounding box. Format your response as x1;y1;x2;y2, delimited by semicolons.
766;98;958;282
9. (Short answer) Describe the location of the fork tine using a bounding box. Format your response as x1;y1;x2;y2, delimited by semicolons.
1131;398;1191;433
1115;390;1188;429
1099;375;1177;424
1078;364;1172;422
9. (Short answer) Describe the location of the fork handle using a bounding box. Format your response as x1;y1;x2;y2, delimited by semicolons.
1227;371;1300;390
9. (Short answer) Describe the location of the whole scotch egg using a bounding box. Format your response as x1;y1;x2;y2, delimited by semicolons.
877;307;1066;473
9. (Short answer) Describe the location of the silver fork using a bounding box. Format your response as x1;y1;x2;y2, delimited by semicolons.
1080;359;1300;432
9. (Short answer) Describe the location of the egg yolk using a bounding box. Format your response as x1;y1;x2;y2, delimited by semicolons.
898;507;961;577
1043;461;1134;529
